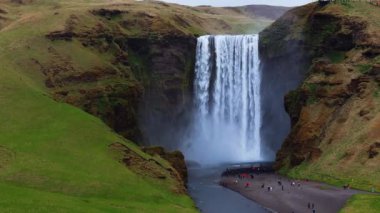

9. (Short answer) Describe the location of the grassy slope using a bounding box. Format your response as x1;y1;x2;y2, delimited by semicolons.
273;2;380;212
0;0;282;211
341;194;380;213
0;0;287;211
0;1;200;212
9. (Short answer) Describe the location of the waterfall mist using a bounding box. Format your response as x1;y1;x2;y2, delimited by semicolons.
182;35;265;165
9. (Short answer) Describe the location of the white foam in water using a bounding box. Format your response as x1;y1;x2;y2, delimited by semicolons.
182;35;263;165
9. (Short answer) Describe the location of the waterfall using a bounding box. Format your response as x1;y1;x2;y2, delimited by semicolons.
183;34;263;165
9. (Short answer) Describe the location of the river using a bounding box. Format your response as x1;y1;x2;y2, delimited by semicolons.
188;166;269;213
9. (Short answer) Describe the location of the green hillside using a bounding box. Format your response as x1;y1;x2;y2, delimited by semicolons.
0;33;196;213
0;0;220;212
0;48;196;212
0;0;287;211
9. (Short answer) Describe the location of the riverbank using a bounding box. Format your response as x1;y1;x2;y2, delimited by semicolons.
221;173;364;213
188;167;269;213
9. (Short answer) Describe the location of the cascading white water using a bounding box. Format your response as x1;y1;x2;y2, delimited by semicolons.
183;34;263;165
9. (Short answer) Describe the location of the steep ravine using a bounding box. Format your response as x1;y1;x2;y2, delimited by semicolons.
0;0;289;191
260;2;380;190
38;2;288;148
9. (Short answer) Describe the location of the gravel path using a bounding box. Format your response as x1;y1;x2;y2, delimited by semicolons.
221;173;363;213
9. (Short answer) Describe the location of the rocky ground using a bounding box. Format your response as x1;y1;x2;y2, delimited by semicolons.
222;173;364;213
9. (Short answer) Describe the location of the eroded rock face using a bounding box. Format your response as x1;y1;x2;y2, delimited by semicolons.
261;3;380;184
142;146;188;185
368;142;380;159
109;143;186;194
259;4;317;157
42;10;199;143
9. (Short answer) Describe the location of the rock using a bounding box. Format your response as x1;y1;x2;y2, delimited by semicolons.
10;0;34;4
142;147;188;184
309;148;322;161
363;48;380;58
91;9;126;19
358;109;370;117
46;30;74;41
368;142;380;159
368;64;380;76
110;143;186;193
347;76;370;95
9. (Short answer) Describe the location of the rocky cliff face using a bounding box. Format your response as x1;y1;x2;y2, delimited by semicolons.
38;1;284;148
259;4;316;157
44;12;198;142
261;2;380;188
0;0;286;188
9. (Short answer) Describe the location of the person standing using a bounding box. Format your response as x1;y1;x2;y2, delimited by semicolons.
245;182;250;188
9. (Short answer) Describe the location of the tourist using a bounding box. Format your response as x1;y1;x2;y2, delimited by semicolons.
245;182;250;188
308;202;311;209
261;183;265;189
312;203;315;209
282;185;284;191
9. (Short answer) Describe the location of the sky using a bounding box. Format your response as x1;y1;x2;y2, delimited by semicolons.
158;0;315;7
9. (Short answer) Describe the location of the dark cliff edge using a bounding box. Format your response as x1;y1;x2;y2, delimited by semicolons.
260;2;380;190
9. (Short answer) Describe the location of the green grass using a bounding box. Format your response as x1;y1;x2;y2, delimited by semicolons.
326;51;346;64
305;83;319;105
0;63;196;212
0;1;199;212
340;194;380;213
284;163;374;190
356;64;372;74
